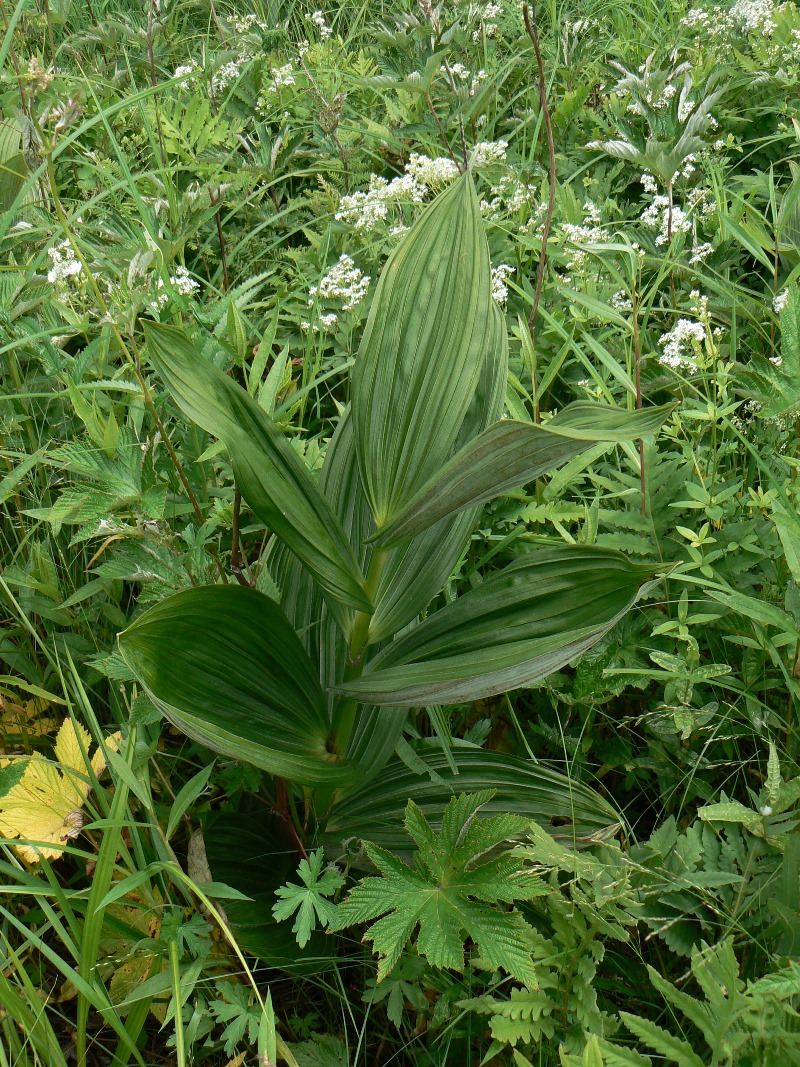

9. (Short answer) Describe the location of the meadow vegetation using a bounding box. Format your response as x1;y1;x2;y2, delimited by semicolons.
3;0;800;1063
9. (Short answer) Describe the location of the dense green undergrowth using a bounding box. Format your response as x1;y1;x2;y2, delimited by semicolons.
3;0;800;1063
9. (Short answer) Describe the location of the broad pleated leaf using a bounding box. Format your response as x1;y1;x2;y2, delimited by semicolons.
336;547;658;706
367;301;509;643
352;173;493;527
372;402;676;547
143;320;370;617
323;746;622;853
118;585;361;788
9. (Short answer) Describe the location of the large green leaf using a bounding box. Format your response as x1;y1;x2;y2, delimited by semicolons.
143;320;370;617
371;402;675;547
118;585;361;788
352;173;494;528
322;746;622;853
336;547;658;706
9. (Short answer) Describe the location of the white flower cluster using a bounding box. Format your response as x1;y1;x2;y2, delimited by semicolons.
470;140;508;167
309;255;370;311
681;0;776;37
658;318;706;369
301;312;338;334
639;196;691;245
474;1;503;39
731;0;776;33
267;62;295;92
689;241;714;265
641;172;659;194
450;64;488;95
211;60;244;95
335;174;426;231
405;152;461;186
151;266;200;311
491;264;514;305
610;290;633;311
561;202;610;270
229;12;270;34
173;64;196;81
305;10;333;40
773;289;789;313
47;239;83;286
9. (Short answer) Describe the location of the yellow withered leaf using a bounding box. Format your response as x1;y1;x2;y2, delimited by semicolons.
0;719;121;863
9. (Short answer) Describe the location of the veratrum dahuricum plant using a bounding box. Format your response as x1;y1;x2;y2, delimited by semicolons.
119;173;672;961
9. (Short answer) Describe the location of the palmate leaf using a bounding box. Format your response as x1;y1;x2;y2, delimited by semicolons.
118;585;362;788
370;402;676;547
143;321;370;619
272;849;345;949
337;546;658;706
352;172;494;528
329;791;547;986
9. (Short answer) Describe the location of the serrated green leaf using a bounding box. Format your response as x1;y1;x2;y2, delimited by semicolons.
330;792;546;987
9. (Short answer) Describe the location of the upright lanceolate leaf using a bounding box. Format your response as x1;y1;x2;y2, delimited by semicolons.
118;586;361;788
352;173;494;528
337;547;659;706
143;321;370;617
371;402;677;547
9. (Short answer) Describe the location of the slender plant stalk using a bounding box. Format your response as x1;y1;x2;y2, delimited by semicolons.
523;1;557;424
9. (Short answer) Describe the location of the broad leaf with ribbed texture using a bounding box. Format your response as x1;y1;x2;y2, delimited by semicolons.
118;585;361;788
329;791;547;985
143;320;370;618
323;746;622;852
352;173;494;528
336;547;659;706
371;402;677;546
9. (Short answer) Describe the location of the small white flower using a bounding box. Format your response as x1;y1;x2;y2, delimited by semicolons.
760;805;773;817
305;10;333;39
470;140;508;167
47;239;83;285
309;254;370;311
491;264;513;305
658;318;706;368
405;153;461;186
773;289;789;314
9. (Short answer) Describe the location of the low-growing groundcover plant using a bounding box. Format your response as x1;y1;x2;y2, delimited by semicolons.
4;0;800;1063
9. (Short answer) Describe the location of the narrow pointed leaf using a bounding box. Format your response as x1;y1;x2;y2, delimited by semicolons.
143;320;370;616
336;547;658;706
352;173;493;527
371;402;675;547
118;585;361;788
